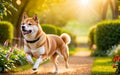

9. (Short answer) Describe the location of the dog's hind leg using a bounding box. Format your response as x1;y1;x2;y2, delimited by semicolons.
63;53;69;69
60;45;69;69
50;53;58;73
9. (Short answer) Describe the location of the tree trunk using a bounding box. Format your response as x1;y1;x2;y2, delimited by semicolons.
110;0;119;19
14;0;29;47
101;0;109;20
102;0;119;20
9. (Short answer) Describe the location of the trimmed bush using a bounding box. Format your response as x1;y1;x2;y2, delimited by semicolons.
92;20;120;56
88;25;96;49
0;21;14;44
56;27;63;36
41;24;57;34
96;20;120;50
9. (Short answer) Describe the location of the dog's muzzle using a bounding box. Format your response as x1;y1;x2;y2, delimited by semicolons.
22;26;32;35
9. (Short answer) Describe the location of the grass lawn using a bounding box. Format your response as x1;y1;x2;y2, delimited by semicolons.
91;57;116;75
11;64;32;72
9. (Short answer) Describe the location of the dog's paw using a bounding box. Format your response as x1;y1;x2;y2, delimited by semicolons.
53;69;58;74
32;68;37;71
32;69;38;74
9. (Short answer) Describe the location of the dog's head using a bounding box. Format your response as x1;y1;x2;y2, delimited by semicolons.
21;13;40;35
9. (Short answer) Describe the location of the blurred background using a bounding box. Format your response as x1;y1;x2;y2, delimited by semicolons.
0;0;120;48
1;0;120;73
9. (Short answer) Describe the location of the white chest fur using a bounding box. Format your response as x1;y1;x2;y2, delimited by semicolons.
31;46;45;58
31;46;45;54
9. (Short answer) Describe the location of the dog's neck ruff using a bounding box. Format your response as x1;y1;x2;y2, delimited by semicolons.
26;36;40;43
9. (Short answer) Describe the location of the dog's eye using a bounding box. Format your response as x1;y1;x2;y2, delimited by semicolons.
28;23;32;25
22;23;25;25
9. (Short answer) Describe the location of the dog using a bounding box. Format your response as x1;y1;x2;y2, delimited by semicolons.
21;13;71;73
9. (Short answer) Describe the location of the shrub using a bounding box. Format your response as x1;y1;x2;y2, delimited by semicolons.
92;50;110;56
0;21;14;44
0;46;27;72
92;20;120;56
113;55;120;74
56;27;63;36
41;24;57;34
88;25;96;49
95;20;120;51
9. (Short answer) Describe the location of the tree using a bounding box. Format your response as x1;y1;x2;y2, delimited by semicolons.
3;0;65;47
102;0;119;20
0;0;17;20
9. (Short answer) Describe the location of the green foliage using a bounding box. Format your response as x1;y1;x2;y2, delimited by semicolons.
0;0;17;20
0;21;14;44
92;50;110;57
56;27;63;36
90;20;120;56
0;46;27;72
117;49;120;55
88;25;96;49
95;20;120;51
41;24;57;34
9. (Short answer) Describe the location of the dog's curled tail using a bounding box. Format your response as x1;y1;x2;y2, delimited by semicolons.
60;33;71;44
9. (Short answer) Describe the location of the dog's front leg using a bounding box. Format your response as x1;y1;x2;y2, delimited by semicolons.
32;57;42;70
26;54;34;65
32;55;47;70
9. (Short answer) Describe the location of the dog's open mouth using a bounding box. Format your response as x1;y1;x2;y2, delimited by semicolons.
23;30;32;35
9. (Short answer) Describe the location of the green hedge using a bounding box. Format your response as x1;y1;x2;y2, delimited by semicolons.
89;20;120;56
41;24;57;34
88;25;96;49
0;21;14;44
56;27;63;36
96;20;120;51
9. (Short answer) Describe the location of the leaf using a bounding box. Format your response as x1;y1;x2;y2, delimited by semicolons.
0;67;3;72
6;10;12;15
4;10;7;16
9;3;17;11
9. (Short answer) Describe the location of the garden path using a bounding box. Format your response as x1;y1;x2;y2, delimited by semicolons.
14;49;94;75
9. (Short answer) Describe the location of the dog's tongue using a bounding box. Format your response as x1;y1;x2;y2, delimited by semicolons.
23;30;32;35
23;31;29;35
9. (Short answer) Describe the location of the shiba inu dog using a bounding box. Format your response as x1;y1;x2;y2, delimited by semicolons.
21;13;71;73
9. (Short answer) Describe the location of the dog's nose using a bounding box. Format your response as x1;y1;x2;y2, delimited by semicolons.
22;26;25;29
22;26;26;31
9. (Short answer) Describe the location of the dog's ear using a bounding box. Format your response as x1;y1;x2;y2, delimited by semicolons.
33;14;39;23
22;12;28;20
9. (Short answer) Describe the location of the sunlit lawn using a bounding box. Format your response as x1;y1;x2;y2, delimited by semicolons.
91;57;115;75
11;64;32;72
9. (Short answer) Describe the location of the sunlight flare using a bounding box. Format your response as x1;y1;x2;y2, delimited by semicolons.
79;0;90;6
16;0;21;5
